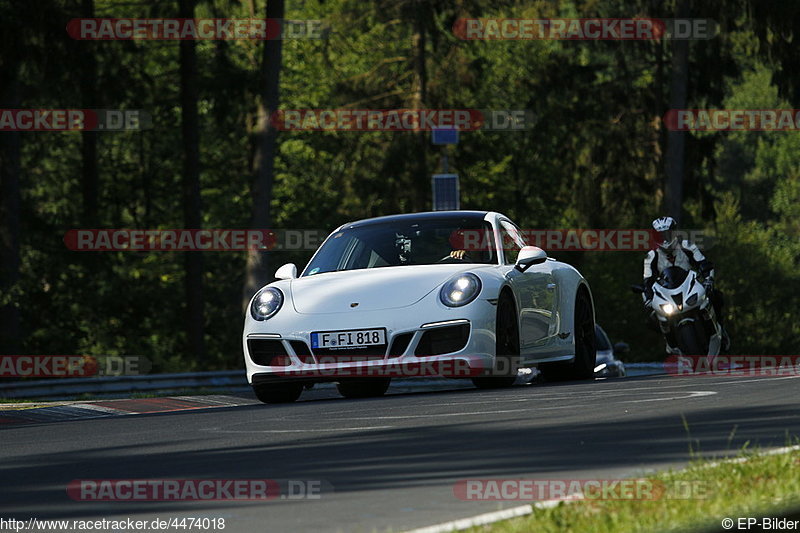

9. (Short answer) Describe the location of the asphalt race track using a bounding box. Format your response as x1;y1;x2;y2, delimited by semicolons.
2;373;799;532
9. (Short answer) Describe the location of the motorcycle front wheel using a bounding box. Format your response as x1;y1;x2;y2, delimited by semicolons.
676;320;708;355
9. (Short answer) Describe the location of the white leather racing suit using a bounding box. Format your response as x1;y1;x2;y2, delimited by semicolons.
643;240;714;286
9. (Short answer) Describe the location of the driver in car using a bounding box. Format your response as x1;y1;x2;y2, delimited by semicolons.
643;216;729;349
407;229;475;264
447;227;486;261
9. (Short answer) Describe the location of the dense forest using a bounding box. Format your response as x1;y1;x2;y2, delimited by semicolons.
1;0;799;370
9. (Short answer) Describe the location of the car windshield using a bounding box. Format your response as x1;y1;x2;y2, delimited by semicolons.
303;216;496;276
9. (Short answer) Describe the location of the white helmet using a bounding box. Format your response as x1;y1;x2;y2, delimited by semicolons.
652;216;678;248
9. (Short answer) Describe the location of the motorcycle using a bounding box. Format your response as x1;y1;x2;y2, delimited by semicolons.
632;266;725;357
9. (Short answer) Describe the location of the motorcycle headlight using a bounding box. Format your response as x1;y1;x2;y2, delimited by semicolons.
686;293;699;307
660;302;676;315
440;273;482;307
250;287;284;320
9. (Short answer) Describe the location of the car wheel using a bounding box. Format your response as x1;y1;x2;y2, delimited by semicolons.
253;383;304;404
540;288;596;381
336;378;391;399
472;294;518;389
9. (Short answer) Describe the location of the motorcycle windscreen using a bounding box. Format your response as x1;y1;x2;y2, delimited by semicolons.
657;266;689;289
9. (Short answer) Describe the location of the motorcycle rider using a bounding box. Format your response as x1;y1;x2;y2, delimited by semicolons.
643;216;729;352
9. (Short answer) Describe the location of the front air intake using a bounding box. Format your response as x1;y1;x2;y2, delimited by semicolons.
415;324;470;356
248;339;291;366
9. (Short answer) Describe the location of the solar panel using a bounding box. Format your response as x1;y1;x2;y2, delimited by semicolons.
432;174;460;211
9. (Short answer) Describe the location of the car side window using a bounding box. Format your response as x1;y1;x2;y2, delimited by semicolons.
500;220;526;264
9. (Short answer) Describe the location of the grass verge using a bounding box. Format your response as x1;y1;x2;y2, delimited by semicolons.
479;446;800;533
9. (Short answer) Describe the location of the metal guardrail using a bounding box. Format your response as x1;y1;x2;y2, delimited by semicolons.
0;363;664;400
0;370;249;399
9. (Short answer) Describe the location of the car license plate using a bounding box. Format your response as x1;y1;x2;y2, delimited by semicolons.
311;328;386;349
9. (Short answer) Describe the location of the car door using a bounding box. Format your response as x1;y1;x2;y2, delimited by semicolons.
499;219;559;358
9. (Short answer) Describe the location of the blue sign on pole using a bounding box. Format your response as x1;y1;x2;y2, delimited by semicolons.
431;128;458;145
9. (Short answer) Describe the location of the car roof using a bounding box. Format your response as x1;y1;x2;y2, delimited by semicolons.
341;211;494;229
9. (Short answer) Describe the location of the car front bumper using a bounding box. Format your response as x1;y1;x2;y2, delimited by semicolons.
243;299;499;384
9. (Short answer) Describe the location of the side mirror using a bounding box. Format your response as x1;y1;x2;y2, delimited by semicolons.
630;284;645;294
613;342;630;356
515;246;547;272
275;263;298;280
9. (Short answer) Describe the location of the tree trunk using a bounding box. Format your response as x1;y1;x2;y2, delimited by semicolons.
80;0;99;227
411;0;428;211
0;78;21;355
664;0;690;223
242;0;285;311
179;0;206;360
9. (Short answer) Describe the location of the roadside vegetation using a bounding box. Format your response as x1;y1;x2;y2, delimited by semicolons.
1;0;799;369
485;446;800;533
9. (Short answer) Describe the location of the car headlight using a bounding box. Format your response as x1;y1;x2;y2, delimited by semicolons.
250;287;284;320
686;293;699;307
440;273;482;307
660;302;676;315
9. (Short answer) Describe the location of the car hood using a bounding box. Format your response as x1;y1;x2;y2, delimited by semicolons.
288;265;485;314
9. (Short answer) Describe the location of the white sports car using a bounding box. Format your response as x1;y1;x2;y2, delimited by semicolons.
243;211;596;403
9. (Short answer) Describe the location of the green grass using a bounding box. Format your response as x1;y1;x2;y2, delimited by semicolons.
0;388;237;403
0;398;65;410
480;446;800;533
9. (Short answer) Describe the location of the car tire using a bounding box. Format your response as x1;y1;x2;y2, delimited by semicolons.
472;294;519;389
540;288;596;382
336;378;391;399
253;383;304;404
